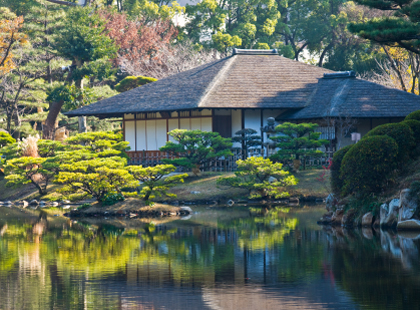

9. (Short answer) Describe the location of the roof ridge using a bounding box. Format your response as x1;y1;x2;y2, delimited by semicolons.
197;55;237;108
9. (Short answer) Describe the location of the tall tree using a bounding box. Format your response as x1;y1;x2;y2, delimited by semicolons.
43;6;118;138
24;0;66;84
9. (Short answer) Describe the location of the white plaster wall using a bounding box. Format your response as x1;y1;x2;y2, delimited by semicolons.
232;110;242;136
191;118;201;130
146;120;157;150
180;118;190;130
201;117;212;131
168;119;178;142
244;110;261;134
125;121;136;151
136;120;146;151
156;119;167;149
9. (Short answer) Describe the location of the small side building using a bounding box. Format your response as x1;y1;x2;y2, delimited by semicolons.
66;49;420;162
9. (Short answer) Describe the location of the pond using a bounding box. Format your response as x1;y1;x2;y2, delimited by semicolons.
0;204;420;309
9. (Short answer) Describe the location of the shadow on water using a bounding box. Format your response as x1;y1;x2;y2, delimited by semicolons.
0;204;420;309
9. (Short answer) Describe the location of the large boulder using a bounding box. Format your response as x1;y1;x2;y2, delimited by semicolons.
399;189;418;222
380;199;400;228
397;219;420;230
325;193;337;212
331;209;344;225
362;212;373;227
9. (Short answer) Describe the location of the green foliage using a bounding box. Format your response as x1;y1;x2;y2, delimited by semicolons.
270;122;329;164
65;131;129;154
405;110;420;122
37;139;68;157
77;203;92;210
330;145;353;196
232;128;261;156
363;122;415;162
114;76;157;93
345;195;382;217
160;129;233;174
127;164;188;201
402;120;420;156
348;0;420;55
4;156;56;195
340;136;399;197
102;192;125;206
47;84;94;111
217;157;298;199
0;132;15;147
56;157;137;202
52;7;118;64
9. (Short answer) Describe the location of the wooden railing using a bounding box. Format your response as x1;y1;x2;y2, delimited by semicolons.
127;146;335;171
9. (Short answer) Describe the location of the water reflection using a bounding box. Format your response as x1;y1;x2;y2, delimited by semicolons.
0;205;420;309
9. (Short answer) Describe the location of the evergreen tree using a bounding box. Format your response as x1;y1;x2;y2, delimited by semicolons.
348;0;420;55
43;6;118;138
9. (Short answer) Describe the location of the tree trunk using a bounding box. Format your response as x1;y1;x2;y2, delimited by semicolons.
43;60;77;139
43;100;63;139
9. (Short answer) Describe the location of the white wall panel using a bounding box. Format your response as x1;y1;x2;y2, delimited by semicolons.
180;118;190;130
125;121;136;151
168;119;178;142
146;120;157;150
136;120;146;151
232;110;242;135
191;118;201;130
244;109;261;135
201;117;212;132
156;119;167;149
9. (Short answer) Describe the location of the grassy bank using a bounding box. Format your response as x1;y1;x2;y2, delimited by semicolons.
0;169;330;203
165;170;329;202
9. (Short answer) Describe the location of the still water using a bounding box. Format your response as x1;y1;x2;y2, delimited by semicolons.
0;204;420;310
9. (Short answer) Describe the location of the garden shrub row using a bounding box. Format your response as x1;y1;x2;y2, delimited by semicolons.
333;110;420;198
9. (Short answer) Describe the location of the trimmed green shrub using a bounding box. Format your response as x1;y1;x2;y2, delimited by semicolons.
115;76;157;92
340;136;399;197
403;119;420;157
405;110;420;122
0;132;15;147
330;145;353;195
363;122;414;162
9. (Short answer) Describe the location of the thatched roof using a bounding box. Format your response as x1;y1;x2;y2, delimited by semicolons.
278;76;420;120
65;49;420;119
65;50;332;117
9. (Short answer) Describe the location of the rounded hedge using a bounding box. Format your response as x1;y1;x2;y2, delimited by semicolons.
340;135;399;197
363;122;414;162
405;110;420;122
331;145;353;196
403;119;420;144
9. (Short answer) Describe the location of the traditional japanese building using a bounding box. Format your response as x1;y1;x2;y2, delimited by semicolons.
66;49;420;160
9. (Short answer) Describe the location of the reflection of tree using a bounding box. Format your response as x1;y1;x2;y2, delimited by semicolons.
330;229;420;309
0;210;325;308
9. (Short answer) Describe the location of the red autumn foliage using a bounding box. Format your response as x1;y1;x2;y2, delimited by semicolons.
98;9;178;70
